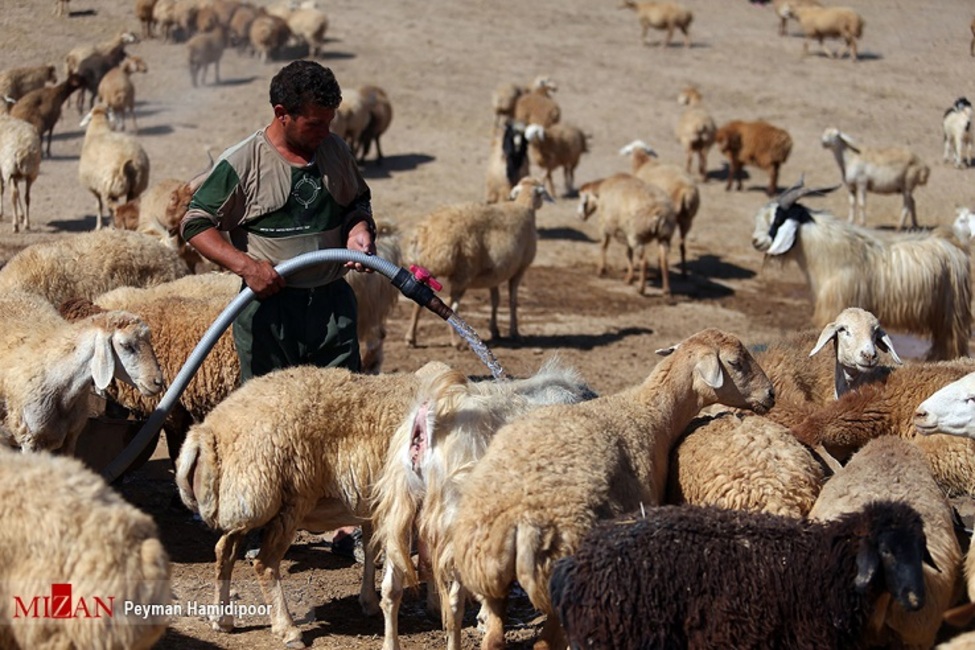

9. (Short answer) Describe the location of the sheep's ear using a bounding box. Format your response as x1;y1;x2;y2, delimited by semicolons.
854;542;880;594
810;322;839;357
876;329;903;365
91;329;116;392
408;401;432;474
839;132;861;154
695;354;724;389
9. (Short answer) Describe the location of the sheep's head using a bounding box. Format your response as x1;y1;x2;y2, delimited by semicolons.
576;180;601;220
915;370;975;438
87;311;164;397
821;127;860;154
953;207;975;243
809;307;902;382
618;139;655;157
509;177;553;207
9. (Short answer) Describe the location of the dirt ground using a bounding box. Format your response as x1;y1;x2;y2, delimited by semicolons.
4;0;975;647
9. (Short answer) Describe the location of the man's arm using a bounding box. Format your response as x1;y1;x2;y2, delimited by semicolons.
186;227;286;298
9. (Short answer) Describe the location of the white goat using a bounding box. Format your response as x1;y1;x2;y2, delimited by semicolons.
943;97;973;169
821;127;930;230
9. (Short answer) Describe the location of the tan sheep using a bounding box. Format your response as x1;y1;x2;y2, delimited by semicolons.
0;448;170;650
715;119;793;196
788;5;865;61
404;176;553;348
524;122;589;198
79;104;151;230
484;119;529;204
771;0;821;36
9;72;85;158
65;31;139;113
357;84;392;164
0;64;57;108
620;139;699;275
821;127;930;230
248;12;291;63
619;0;693;48
228;2;259;51
96;55;148;132
0;113;41;233
675;85;716;180
286;5;329;58
452;328;775;650
512;76;561;129
809;436;962;649
152;0;178;42
187;25;226;86
491;81;527;126
577;172;677;295
135;0;159;38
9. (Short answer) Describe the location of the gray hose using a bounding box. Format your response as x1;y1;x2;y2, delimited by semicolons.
101;249;450;483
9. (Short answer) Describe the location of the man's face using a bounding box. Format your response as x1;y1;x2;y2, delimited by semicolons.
279;103;336;154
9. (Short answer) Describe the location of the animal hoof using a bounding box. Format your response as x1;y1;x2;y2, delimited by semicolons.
211;615;234;633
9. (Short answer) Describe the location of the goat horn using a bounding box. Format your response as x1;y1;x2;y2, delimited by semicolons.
777;175;840;210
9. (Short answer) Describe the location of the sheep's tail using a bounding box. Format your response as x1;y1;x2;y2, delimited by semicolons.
174;426;218;523
515;522;554;613
123;159;143;202
912;162;931;187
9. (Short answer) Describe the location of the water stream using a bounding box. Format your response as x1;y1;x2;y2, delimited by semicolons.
446;314;508;380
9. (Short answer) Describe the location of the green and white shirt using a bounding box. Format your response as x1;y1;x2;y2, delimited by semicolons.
181;129;373;288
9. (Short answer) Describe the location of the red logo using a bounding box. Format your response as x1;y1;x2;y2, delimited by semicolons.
13;583;114;619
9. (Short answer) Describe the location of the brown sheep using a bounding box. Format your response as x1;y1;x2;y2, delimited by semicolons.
714;119;793;196
513;76;561;128
96;55;148;132
9;73;85;158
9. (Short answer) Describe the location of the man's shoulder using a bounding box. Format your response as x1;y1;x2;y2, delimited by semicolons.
219;130;269;169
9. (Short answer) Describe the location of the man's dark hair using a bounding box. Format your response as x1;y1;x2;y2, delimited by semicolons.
269;60;342;115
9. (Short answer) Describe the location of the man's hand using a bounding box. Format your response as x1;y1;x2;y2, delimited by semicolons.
241;257;286;298
345;219;377;273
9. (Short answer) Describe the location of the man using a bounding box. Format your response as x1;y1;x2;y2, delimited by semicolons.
180;59;376;381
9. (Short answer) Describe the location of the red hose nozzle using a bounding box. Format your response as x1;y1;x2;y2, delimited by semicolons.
409;264;443;291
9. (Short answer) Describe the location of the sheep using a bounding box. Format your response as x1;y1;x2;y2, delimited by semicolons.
0;447;170;650
173;0;201;41
821;127;930;230
175;363;484;646
787;4;865;61
404;176;553;348
79;104;151;230
0;113;41;233
620;139;699;275
152;0;178;42
0;288;163;454
248;12;291;63
484;119;529;204
915;369;975;440
577;172;677;295
549;500;934;649
954;206;975;244
9;72;85;158
714;118;793;196
790;358;975;499
808;436;962;649
944;97;973;169
675;85;716;180
451;328;775;650
751;178;971;361
357;84;393;164
96;55;148;132
286;5;328;57
512;76;560;129
666;411;825;517
491;81;527;126
187;25;226;86
619;0;693;48
65;31;139;113
0;228;189;307
524;122;589;199
0;64;57;107
135;0;159;38
331;87;371;154
771;0;821;36
370;357;596;650
228;2;259;51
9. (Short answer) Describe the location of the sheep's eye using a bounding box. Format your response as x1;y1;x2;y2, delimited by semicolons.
727;358;743;371
121;342;136;354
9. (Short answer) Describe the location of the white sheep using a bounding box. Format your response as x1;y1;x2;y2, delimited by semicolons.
821;127;931;230
787;4;865;61
771;0;821;36
524;122;589;198
715;118;793;196
808;436;962;649
96;55;148;132
248;12;291;63
404;176;553;348
484;119;529;204
954;206;975;243
577;172;677;295
0;63;57;107
187;26;226;87
370;357;596;650
0;288;163;454
451;328;775;650
751;178;971;361
0;447;170;649
0;228;189;307
915;370;975;440
286;5;329;58
79;104;151;230
0;113;41;233
619;0;693;48
512;76;561;129
943;97;973;169
620;139;699;275
675;85;716;180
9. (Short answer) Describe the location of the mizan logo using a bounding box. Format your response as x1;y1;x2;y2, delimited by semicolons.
13;583;114;619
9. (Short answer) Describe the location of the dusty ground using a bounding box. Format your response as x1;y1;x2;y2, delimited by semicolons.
3;0;975;647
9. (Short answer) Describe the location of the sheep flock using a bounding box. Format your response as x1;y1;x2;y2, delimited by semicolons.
4;0;975;648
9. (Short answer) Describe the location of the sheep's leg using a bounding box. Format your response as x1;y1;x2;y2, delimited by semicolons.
444;579;468;650
855;185;867;225
358;523;381;616
767;163;780;197
212;530;244;633
23;176;31;232
215;60;221;84
623;245;636;285
405;302;422;347
697;149;708;181
91;191;105;230
899;192;918;231
488;286;502;341
253;519;303;648
849;36;858;61
543;170;556;200
479;594;508;650
534;612;567;650
0;174;6;224
508;272;524;340
597;235;610;277
658;240;671;296
681;26;690;48
562;166;575;197
637;245;648;295
379;562;404;650
663;26;674;47
374;136;385;164
10;180;22;234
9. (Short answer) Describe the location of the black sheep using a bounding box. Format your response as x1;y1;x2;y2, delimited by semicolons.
550;501;934;650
